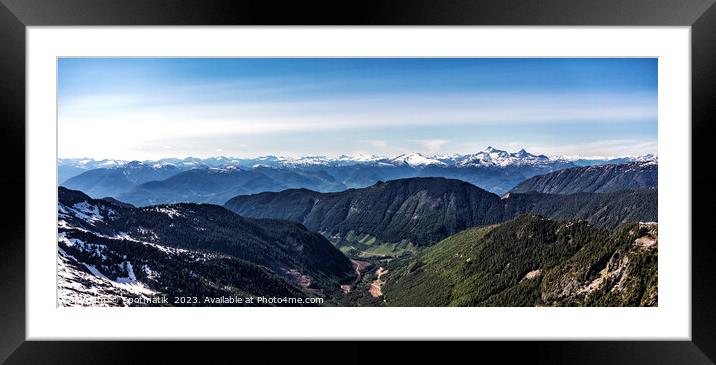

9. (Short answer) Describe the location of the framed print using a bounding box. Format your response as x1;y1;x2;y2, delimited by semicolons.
1;0;715;363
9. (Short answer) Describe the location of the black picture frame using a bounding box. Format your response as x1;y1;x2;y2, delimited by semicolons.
1;0;714;363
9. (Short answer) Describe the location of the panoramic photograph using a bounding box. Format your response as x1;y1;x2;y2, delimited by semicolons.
57;58;658;307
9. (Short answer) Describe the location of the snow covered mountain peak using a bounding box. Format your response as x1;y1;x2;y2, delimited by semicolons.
60;148;657;173
484;146;507;156
635;154;657;162
448;147;553;168
390;152;446;167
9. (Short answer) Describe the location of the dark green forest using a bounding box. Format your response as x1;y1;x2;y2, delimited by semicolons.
59;173;658;307
367;215;657;307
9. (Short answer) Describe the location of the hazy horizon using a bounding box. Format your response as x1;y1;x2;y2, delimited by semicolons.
58;144;657;163
59;58;657;160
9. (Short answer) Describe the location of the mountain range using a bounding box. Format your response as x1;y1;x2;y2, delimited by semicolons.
61;161;187;198
509;161;658;194
58;158;128;183
60;147;654;172
225;177;657;256
60;147;656;203
113;166;347;206
57;147;658;307
58;187;354;306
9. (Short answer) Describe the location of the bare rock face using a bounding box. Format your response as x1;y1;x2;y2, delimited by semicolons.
540;222;658;306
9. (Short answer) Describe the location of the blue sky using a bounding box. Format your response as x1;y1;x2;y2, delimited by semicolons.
58;58;657;160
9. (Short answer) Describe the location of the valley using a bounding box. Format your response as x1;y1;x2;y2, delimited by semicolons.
53;57;661;312
57;152;658;307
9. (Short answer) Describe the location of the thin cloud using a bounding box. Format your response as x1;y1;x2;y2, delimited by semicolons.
58;59;657;160
59;91;657;159
364;140;388;148
418;139;450;153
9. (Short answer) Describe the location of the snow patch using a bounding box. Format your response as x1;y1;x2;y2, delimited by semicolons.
153;207;184;219
66;201;104;224
58;248;158;306
58;232;108;259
